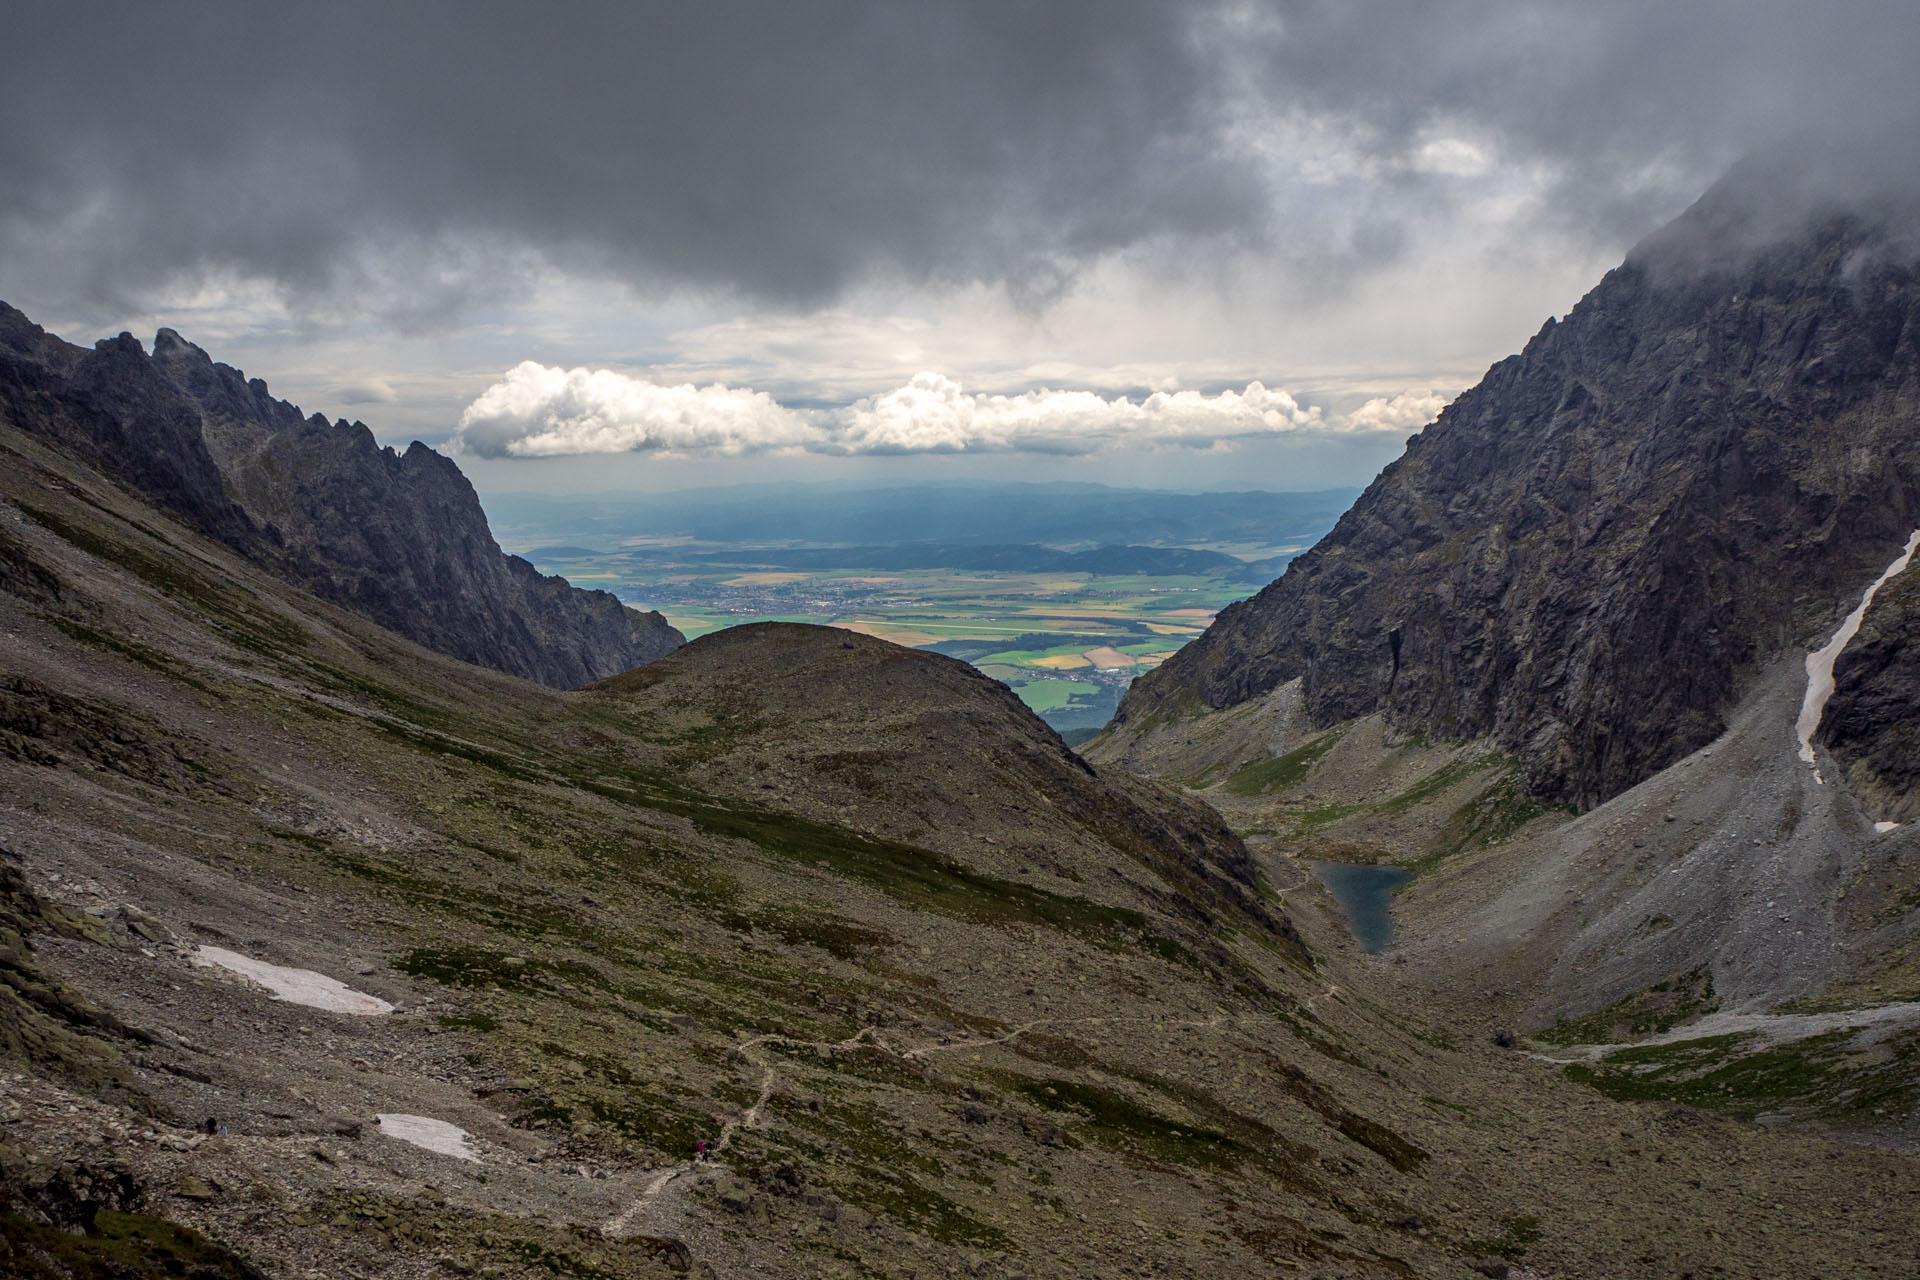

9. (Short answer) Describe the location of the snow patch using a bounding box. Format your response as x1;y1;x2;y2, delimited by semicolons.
1795;530;1920;781
376;1113;478;1162
193;947;393;1015
1876;820;1901;833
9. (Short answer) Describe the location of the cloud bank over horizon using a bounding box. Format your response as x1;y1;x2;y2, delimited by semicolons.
452;363;1421;460
7;2;1919;333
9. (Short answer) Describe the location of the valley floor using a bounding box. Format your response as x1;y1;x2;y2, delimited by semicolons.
1088;646;1920;1264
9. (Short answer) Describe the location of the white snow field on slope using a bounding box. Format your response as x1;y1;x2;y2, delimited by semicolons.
376;1113;479;1161
193;946;394;1015
1795;529;1920;781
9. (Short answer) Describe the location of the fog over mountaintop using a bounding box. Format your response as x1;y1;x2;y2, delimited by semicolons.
1632;138;1920;281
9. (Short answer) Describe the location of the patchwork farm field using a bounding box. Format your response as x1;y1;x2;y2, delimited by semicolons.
505;548;1256;739
486;483;1353;740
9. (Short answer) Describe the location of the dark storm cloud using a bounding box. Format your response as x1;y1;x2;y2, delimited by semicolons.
1231;1;1920;243
0;1;1251;320
4;1;1917;326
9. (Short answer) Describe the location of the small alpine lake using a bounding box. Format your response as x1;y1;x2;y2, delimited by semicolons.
1312;862;1413;954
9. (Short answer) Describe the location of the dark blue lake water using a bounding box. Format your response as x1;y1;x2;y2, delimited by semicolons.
1312;862;1413;954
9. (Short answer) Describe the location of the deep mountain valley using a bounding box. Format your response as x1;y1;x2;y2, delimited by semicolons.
1095;162;1920;1168
7;162;1920;1280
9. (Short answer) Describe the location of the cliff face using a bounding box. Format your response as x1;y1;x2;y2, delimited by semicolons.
0;304;681;687
0;312;258;553
1114;175;1920;808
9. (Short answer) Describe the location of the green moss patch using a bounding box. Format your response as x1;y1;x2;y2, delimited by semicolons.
1464;1214;1541;1260
1421;762;1557;864
396;945;572;992
0;855;153;1111
756;1095;1007;1247
1221;728;1346;797
1011;1074;1239;1167
1534;969;1719;1046
0;1205;266;1279
662;790;1183;953
329;851;590;940
717;907;896;961
1561;1027;1920;1123
46;618;211;690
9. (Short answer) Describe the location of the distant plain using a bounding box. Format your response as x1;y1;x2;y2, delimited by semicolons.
485;483;1358;740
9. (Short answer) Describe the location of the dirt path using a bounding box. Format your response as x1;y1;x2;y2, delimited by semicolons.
598;846;1358;1242
599;990;1348;1238
600;1029;870;1238
598;1063;788;1236
1270;862;1319;899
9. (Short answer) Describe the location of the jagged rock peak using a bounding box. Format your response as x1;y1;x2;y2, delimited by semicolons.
0;303;682;687
1113;170;1920;809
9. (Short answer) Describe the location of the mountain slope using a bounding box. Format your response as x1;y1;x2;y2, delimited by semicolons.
590;622;1286;943
0;303;682;687
1105;166;1920;809
8;416;1920;1277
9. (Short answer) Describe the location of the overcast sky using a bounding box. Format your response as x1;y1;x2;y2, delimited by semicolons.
6;1;1916;493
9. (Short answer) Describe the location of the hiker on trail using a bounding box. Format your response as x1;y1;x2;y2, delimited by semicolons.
694;1140;710;1162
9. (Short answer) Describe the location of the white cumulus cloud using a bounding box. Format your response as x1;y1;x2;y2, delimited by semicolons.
454;360;812;458
452;363;1378;459
1343;389;1451;435
831;373;1324;455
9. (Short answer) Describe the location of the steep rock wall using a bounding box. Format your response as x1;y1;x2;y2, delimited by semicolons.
0;304;680;687
1115;178;1920;807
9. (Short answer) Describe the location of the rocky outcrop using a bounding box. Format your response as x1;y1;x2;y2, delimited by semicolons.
0;304;681;687
0;310;257;552
1114;167;1920;808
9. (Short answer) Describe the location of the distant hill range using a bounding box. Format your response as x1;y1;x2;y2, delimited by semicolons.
651;541;1290;581
0;303;681;687
488;481;1359;551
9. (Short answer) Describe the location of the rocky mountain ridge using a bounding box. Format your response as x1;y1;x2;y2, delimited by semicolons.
1108;170;1920;810
0;303;681;687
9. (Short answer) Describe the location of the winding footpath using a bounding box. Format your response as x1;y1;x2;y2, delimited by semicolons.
602;851;1351;1238
599;982;1342;1238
